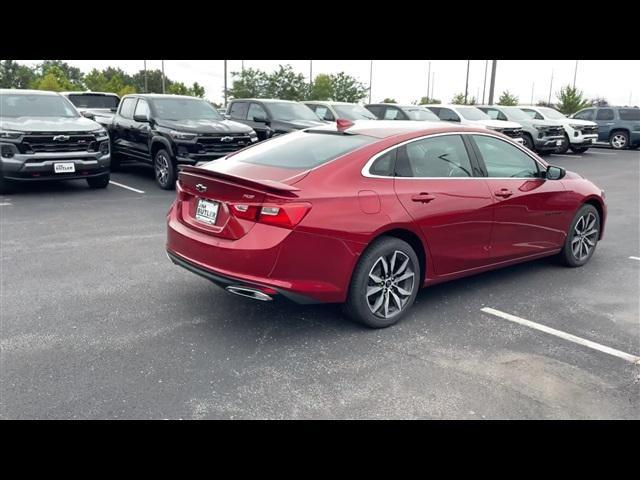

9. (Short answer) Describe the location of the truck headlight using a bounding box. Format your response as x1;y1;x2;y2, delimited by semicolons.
568;124;583;131
93;128;108;139
0;129;24;139
169;130;197;141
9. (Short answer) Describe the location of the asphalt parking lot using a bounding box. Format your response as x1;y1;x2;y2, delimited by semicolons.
1;146;639;419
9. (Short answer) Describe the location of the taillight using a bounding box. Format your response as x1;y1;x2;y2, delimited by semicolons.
230;202;311;228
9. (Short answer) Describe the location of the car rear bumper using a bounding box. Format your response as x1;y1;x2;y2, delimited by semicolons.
166;204;361;304
0;150;110;181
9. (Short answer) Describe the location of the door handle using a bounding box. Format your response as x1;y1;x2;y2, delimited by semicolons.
494;189;513;198
411;193;436;203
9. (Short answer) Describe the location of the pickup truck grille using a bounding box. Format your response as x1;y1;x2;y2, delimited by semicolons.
196;134;252;154
579;125;598;134
498;128;523;138
545;126;564;137
20;133;98;153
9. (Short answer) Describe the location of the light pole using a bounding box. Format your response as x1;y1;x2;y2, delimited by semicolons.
488;60;497;105
548;69;554;105
431;71;435;101
427;61;431;101
161;60;165;94
368;60;373;104
464;60;470;104
573;60;578;88
482;60;488;104
224;60;228;108
143;60;148;93
530;82;535;105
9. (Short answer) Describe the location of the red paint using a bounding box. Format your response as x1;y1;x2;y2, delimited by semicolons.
166;124;606;304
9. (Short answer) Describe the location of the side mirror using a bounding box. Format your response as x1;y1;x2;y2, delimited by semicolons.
81;111;95;120
546;165;566;180
252;115;269;123
224;113;231;120
133;114;150;123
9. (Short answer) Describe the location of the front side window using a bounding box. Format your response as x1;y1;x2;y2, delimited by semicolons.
473;135;539;178
119;97;137;119
229;102;249;120
573;109;594;121
365;105;383;118
313;106;334;121
438;108;460;122
482;107;507;121
596;109;614;121
521;108;544;120
247;103;268;121
457;107;490;121
134;99;150;119
383;108;403;120
395;135;473;178
0;94;79;118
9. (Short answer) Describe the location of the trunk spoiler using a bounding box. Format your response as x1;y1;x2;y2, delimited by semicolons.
179;165;301;195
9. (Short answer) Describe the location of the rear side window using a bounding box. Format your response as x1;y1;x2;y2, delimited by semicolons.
119;97;137;119
396;135;473;178
618;109;640;121
383;107;403;120
314;106;334;121
229;101;249;120
596;109;614;120
247;103;268;121
369;149;396;176
365;105;383;118
438;108;460;122
232;131;377;169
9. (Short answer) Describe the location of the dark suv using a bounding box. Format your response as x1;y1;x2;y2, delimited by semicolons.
108;94;258;189
571;106;640;150
1;89;111;193
225;99;327;141
364;103;441;121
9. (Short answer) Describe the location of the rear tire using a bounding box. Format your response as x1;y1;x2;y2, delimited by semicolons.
555;134;570;154
559;204;600;267
344;237;421;328
0;174;12;194
87;173;110;189
154;149;176;190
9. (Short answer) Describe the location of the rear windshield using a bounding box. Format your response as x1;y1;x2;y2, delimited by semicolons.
231;131;377;169
619;109;640;121
67;94;120;110
0;93;79;118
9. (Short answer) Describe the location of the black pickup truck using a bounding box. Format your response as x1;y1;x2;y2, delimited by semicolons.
107;94;258;189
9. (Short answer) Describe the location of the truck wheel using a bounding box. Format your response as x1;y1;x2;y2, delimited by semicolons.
522;133;534;151
570;146;589;154
0;174;12;194
556;134;570;154
87;173;110;189
609;131;629;150
154;149;176;190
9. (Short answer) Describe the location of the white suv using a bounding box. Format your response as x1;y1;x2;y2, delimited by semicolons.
424;104;524;144
518;106;598;154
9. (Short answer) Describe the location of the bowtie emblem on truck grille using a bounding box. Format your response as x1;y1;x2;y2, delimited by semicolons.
220;136;233;142
53;135;70;141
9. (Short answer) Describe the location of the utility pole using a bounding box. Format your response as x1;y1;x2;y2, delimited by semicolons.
309;60;313;85
224;60;228;108
482;60;488;104
464;60;470;104
573;60;578;88
431;72;435;101
488;60;497;105
427;61;431;101
241;60;244;72
368;60;373;104
143;60;148;93
161;60;165;94
548;69;554;105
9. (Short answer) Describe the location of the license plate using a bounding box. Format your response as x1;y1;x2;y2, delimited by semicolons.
556;140;563;146
54;162;75;173
195;198;219;225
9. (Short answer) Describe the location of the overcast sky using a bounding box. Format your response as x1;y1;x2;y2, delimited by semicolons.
17;60;639;106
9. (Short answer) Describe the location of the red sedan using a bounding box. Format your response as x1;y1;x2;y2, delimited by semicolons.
166;120;606;328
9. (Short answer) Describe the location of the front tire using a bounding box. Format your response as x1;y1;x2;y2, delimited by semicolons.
555;134;570;154
609;131;629;150
559;204;600;267
87;173;110;189
570;146;589;153
344;237;420;328
522;133;535;151
154;149;176;190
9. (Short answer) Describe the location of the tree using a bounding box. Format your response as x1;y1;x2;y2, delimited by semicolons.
536;100;554;107
132;69;170;94
497;90;519;106
330;72;368;103
227;68;268;99
555;85;591;115
168;82;190;95
190;82;205;98
37;61;84;89
416;96;440;105
467;96;478;105
264;65;308;100
308;73;333;100
30;65;79;91
0;60;36;89
451;93;466;104
590;97;609;107
382;98;397;103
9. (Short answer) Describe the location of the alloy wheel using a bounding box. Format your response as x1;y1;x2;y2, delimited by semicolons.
571;212;598;261
155;153;170;186
611;134;627;149
366;250;415;319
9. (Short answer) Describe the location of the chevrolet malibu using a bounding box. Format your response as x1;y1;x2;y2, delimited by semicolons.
166;120;606;328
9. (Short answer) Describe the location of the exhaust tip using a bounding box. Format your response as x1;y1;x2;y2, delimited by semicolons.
226;285;273;302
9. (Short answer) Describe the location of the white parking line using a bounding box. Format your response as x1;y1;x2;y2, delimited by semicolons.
552;154;582;158
591;151;617;156
0;202;12;206
109;181;145;194
629;256;640;261
481;307;640;364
